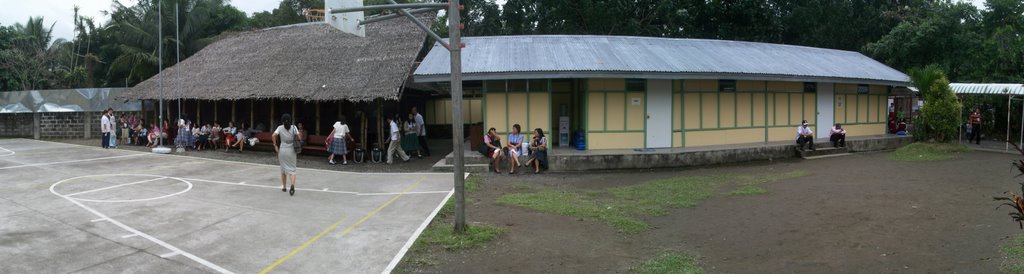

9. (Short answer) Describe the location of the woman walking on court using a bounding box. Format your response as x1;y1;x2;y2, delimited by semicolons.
273;114;302;196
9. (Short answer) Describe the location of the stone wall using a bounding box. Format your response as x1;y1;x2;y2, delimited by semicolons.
0;113;34;138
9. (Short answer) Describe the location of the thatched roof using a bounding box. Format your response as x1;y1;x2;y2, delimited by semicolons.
122;13;433;102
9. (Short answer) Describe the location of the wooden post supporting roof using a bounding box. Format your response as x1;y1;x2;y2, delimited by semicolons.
250;100;254;129
231;100;236;123
270;99;276;129
315;102;321;135
196;100;200;123
214;101;218;124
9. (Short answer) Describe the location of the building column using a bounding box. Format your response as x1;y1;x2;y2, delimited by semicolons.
33;112;40;140
231;100;236;123
84;112;91;139
270;99;276;129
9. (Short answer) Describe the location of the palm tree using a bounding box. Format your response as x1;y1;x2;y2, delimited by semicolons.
0;16;63;90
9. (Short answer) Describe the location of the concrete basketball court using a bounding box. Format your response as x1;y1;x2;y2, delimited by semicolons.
0;138;456;273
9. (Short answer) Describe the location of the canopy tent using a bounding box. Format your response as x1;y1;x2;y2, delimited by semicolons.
950;83;1024;150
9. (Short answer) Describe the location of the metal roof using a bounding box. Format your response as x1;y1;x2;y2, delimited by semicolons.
950;83;1024;95
413;35;910;86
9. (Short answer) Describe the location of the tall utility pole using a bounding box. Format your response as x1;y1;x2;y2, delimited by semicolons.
157;0;164;147
176;3;181;123
448;0;466;233
331;0;467;232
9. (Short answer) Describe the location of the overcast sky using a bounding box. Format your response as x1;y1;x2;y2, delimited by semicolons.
0;0;988;43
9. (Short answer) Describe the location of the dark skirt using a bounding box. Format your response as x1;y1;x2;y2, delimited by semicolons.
328;137;347;155
533;150;548;169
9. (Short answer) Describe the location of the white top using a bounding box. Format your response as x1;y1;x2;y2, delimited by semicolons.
390;120;400;141
414;113;426;136
332;122;349;139
100;115;110;133
830;126;846;135
796;126;813;138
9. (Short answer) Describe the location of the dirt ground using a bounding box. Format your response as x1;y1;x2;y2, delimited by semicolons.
402;150;1024;273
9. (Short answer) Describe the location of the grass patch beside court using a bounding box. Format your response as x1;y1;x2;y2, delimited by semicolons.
630;252;703;274
497;171;806;233
1002;234;1024;273
730;185;768;196
889;142;968;161
399;175;504;270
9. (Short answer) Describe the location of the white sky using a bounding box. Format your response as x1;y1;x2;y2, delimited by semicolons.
0;0;280;42
0;0;988;42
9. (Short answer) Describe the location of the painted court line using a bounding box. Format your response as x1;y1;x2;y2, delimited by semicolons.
65;177;168;197
0;154;146;170
383;189;455;274
91;218;105;222
121;234;138;239
180;177;450;196
0;146;14;156
259;177;426;274
49;188;234;274
160;251;180;258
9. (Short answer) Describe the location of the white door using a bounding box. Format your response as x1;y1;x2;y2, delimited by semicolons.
816;83;835;138
646;79;672;148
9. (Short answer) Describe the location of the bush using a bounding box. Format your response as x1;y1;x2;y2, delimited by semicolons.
910;66;962;142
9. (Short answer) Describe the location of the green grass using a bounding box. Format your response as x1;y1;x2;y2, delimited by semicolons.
497;171;806;233
630;252;703;274
730;185;768;196
889;142;969;161
414;222;505;250
1002;234;1024;273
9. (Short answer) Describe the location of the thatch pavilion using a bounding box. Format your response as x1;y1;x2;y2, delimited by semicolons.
120;13;436;149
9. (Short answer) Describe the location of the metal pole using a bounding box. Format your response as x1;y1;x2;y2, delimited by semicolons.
157;0;164;147
1008;95;1012;151
386;0;450;49
329;3;448;14
449;0;466;233
360;8;440;25
176;3;181;122
1019;97;1023;148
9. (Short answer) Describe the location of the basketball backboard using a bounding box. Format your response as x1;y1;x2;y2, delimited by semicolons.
326;0;365;37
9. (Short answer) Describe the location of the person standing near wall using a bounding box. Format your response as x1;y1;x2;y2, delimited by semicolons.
412;107;429;157
970;108;982;145
100;109;110;149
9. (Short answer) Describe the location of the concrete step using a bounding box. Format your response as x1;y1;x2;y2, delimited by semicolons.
802;153;852;160
432;158;492;173
445;152;492;165
797;146;849;159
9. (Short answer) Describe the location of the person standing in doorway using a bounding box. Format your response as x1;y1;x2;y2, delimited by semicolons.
970;108;982;144
100;109;111;149
387;114;410;164
273;114;301;196
412;107;429;157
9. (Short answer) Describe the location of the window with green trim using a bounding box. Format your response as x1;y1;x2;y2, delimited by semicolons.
626;79;645;92
508;80;528;91
803;82;816;93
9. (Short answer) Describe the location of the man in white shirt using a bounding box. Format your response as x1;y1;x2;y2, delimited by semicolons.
412;107;429;157
796;120;815;151
100;109;111;149
386;115;410;164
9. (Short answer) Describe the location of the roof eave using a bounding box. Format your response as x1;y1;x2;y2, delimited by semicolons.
415;71;910;87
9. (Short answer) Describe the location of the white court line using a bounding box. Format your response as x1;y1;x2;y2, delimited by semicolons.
121;234;138;239
382;189;455;274
0;154;146;170
25;138;458;176
160;251;180;258
49;185;234;274
91;218;106;222
66;177;168;197
180;177;451;196
0;146;14;156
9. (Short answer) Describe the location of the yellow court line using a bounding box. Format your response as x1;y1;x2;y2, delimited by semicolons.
259;176;426;274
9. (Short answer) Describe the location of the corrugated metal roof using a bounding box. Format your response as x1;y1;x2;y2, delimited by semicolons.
414;35;910;85
950;83;1024;95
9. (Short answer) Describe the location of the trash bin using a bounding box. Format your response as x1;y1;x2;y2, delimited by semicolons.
575;130;586;150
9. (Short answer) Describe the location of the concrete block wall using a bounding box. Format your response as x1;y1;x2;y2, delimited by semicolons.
0;113;34;137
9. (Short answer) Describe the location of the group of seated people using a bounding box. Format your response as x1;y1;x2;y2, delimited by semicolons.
795;120;848;151
123;117;266;153
480;124;548;174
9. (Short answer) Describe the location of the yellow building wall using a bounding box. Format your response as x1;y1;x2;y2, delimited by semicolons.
686;79;717;91
606;92;625;130
684;93;701;129
527;93;550;134
736;93;752;127
766;94;775;126
767;81;802;92
774;93;789;125
426;98;484;125
858;95;869;123
752;93;765;126
720;93;736;127
844;123;885;137
505;93;528;132
673;93;682;130
470;99;482;123
768;127;796;142
789;94;802;124
590;78;625;91
686;128;765;146
588;92;604;130
626;92;644;131
737;80;762;92
589;132;644;149
673;132;683;148
486;93;507;132
702;93;718;128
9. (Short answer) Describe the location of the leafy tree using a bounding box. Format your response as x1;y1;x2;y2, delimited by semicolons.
910;66;962;142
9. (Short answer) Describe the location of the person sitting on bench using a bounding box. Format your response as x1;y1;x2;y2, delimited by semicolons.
830;123;846;148
796;120;815;151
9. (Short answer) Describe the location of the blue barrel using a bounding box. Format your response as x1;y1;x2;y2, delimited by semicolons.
575;131;586;150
